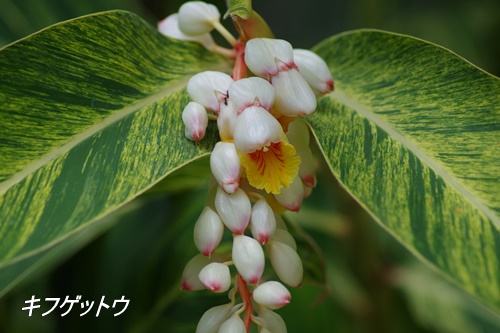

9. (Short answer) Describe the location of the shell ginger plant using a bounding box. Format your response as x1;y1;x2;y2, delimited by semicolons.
0;0;499;332
158;1;334;332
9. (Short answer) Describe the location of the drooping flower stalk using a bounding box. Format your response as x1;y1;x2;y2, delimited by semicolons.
159;2;334;332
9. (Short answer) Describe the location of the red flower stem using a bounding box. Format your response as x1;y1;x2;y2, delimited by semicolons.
237;273;253;332
231;41;247;81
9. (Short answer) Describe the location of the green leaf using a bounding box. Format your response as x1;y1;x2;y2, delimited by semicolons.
396;263;500;333
309;30;500;312
0;10;228;295
224;0;252;19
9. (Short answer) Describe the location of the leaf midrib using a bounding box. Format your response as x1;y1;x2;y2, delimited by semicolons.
0;63;227;196
324;88;500;228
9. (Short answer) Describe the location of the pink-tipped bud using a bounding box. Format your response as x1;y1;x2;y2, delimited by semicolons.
286;120;316;187
228;77;275;113
271;228;297;251
253;281;291;309
158;13;215;50
182;102;208;141
232;235;265;284
233;106;284;153
181;253;229;291
250;199;276;244
244;38;295;77
198;262;231;293
293;49;334;95
178;1;220;36
274;175;304;212
215;187;251;234
271;69;317;117
195;303;232;333
217;99;237;141
187;71;233;112
194;207;224;256
267;241;303;287
210;142;240;194
218;314;246;333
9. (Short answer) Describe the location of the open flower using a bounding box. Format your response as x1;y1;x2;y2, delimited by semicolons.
234;106;300;194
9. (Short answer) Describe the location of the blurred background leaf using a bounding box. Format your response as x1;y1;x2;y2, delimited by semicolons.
1;0;498;75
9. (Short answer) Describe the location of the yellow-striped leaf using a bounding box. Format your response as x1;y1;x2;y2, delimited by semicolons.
0;11;228;295
225;0;252;19
309;30;500;312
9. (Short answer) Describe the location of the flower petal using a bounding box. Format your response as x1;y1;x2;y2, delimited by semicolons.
239;140;300;194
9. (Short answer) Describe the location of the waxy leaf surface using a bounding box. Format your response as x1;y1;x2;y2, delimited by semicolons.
309;30;500;312
0;11;227;295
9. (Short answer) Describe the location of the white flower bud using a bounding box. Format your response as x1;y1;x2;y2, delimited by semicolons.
217;99;237;141
274;175;304;212
158;13;215;50
255;307;287;333
181;253;229;291
271;228;297;251
293;49;334;95
198;262;231;293
187;71;233;112
228;77;275;113
253;281;291;309
271;69;317;117
218;314;246;333
250;199;276;244
215;187;251;234
267;241;303;287
232;235;265;284
210;142;240;194
196;303;232;333
178;1;220;36
286;120;316;187
182;102;208;141
245;38;295;77
194;207;224;256
233;106;284;153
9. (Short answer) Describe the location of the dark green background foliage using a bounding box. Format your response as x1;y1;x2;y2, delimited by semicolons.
0;1;499;333
1;0;499;75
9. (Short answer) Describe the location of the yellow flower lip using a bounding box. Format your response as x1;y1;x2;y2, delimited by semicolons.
240;139;300;194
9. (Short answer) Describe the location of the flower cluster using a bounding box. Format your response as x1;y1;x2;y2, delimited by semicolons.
159;2;333;332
